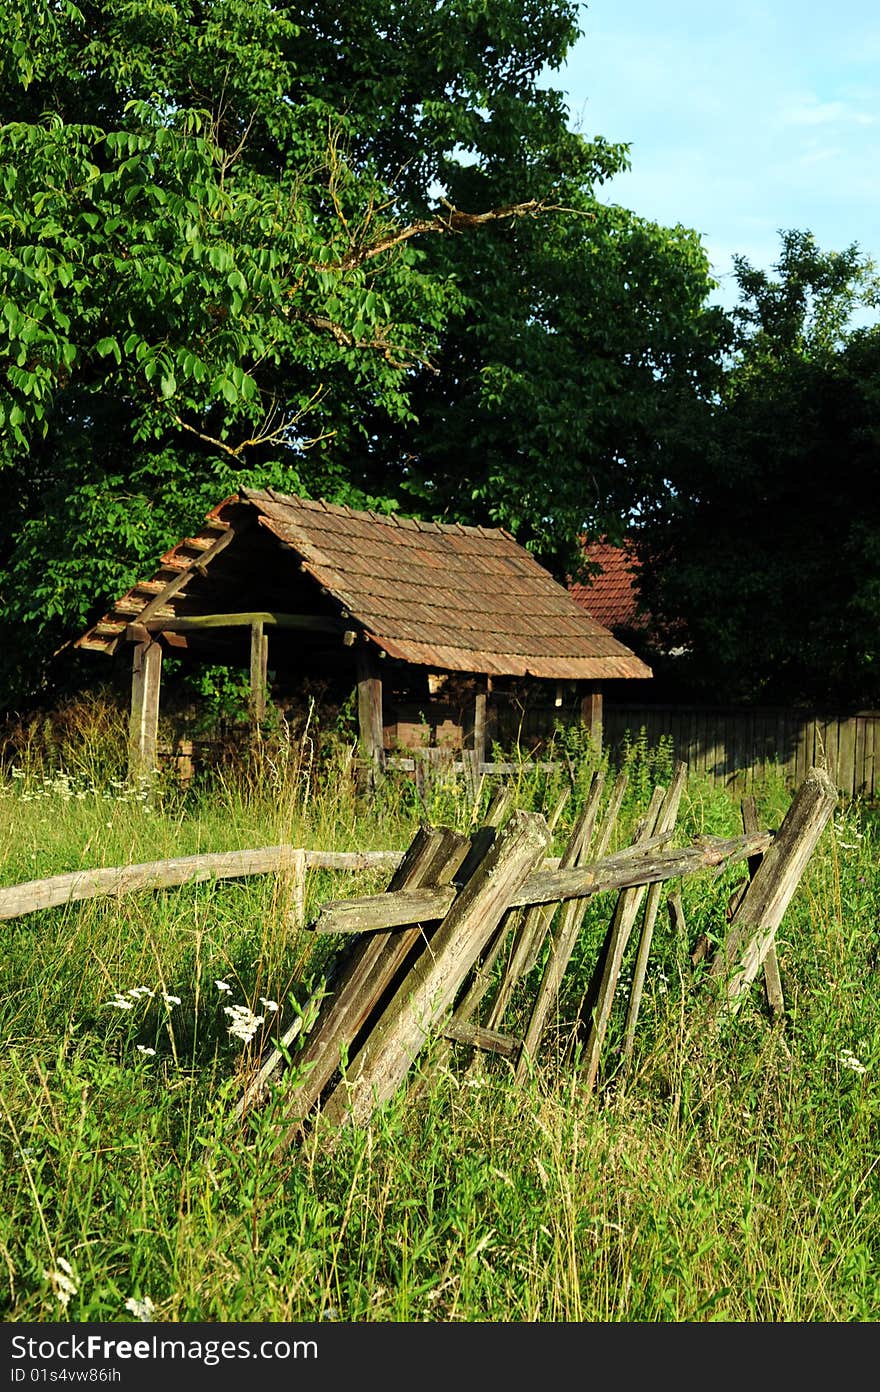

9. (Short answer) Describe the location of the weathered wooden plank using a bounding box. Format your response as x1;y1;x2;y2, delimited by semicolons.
237;826;450;1122
514;774;643;1084
740;795;783;1023
794;716;812;787
581;688;603;756
709;767;837;1013
405;790;524;1091
620;761;688;1068
819;715;839;792
319;811;551;1134
250;621;268;725
836;716;856;799
324;790;515;1102
472;691;488;767
853;716;867;798
356;645;384;780
0;846;403;923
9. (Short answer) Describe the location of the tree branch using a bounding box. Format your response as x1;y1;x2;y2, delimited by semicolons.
323;198;547;273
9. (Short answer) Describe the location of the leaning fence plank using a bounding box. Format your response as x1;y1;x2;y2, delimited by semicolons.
620;761;689;1069
486;772;606;1031
235;826;446;1121
579;785;666;1091
739;795;784;1022
317;810;551;1137
272;826;470;1141
513;773;629;1083
519;768;628;980
708;767;837;1014
377;788;517;1093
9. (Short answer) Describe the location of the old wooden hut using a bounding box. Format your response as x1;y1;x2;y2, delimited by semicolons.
76;488;652;776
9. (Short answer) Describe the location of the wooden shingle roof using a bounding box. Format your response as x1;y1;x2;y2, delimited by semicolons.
77;489;652;681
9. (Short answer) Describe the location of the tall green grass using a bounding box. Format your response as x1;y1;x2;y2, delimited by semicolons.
1;696;878;1322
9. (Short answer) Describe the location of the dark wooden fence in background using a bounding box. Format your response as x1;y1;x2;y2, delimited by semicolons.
158;702;880;801
599;704;880;799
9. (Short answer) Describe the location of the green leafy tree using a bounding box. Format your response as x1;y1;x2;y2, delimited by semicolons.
0;0;721;706
634;230;880;707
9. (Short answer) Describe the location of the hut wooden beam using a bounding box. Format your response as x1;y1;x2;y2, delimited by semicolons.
137;611;348;634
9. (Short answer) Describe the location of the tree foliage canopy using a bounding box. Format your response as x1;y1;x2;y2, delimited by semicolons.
0;0;723;706
634;231;880;707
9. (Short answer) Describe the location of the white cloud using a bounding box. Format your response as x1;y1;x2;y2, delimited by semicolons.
555;1;880;286
780;98;877;127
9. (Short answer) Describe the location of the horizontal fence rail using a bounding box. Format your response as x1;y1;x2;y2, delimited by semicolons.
0;847;404;923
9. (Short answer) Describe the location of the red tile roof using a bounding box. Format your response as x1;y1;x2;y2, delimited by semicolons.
569;540;645;632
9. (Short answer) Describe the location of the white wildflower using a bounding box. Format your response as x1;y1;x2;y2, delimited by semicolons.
259;997;279;1013
223;1004;264;1044
135;1045;156;1057
109;996;135;1011
215;979;232;994
43;1258;77;1310
162;994;181;1006
838;1049;868;1075
124;1295;155;1322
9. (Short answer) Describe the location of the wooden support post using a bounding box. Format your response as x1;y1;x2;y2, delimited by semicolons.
581;686;603;756
250;620;268;727
128;639;162;780
356;645;384;783
473;689;487;767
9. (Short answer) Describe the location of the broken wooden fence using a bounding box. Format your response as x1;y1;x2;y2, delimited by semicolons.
242;764;837;1154
0;763;838;1150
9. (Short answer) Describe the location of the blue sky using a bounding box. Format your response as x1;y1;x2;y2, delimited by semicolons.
555;0;880;309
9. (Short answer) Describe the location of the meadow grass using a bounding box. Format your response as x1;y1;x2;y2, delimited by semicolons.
1;700;878;1323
